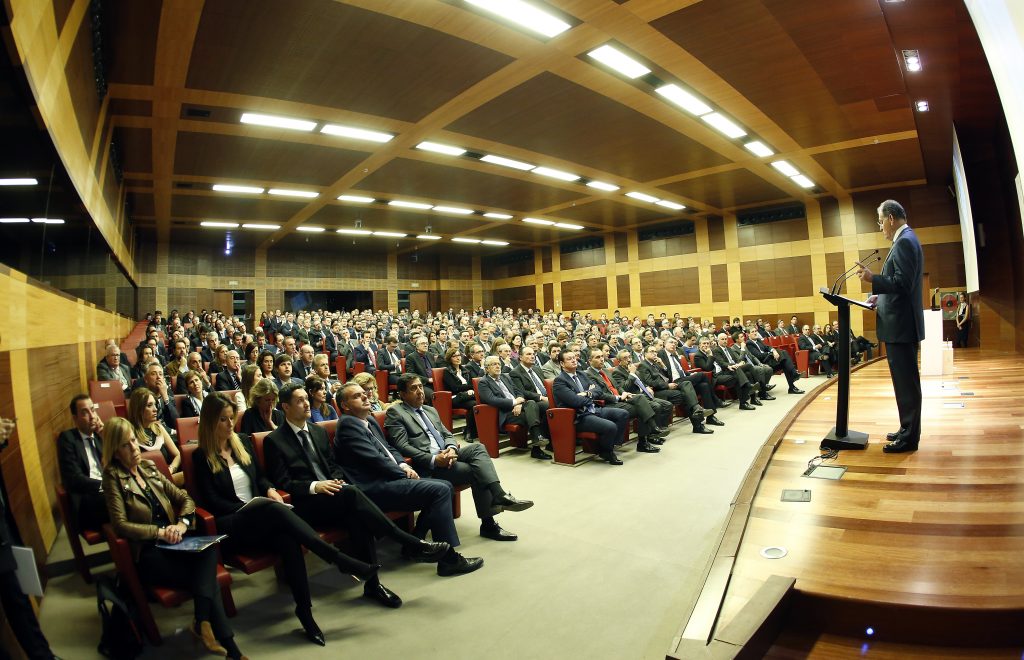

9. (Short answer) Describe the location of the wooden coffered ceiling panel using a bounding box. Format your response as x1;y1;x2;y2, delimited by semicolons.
651;0;915;149
811;140;926;190
658;168;793;210
308;204;487;236
104;0;162;86
184;0;514;124
170;194;312;222
551;199;669;227
114;127;153;174
447;72;732;182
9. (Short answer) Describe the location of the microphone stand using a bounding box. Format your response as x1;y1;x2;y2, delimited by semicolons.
831;251;881;296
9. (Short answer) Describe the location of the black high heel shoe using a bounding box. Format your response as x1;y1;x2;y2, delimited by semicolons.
296;606;325;646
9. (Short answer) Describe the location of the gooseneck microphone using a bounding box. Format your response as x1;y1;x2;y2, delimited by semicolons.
830;249;880;296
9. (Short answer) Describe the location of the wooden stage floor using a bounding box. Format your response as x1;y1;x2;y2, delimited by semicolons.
698;348;1024;656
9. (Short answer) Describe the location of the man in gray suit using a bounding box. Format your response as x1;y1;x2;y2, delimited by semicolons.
385;374;533;542
97;344;132;391
477;356;551;460
858;199;925;453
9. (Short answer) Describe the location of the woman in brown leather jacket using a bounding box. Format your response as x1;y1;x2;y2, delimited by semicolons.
102;417;246;659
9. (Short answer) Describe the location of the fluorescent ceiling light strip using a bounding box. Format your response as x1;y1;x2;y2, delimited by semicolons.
416;234;443;240
337;195;375;203
389;200;433;210
432;206;474;215
554;223;583;230
625;191;658;203
452;237;482;243
268;188;319;198
200;221;240;228
464;0;571;38
416;141;466;156
0;218;30;223
655;84;712;116
337;228;372;235
32;218;64;224
239;112;316;132
480;154;535;171
0;178;38;186
791;174;816;189
770;160;799;177
296;226;325;232
532;166;580;182
586;45;650;79
213;184;264;194
373;231;407;238
701;112;747;138
481;240;509;246
483;212;513;219
523;217;554;226
586;180;619;192
242;223;280;230
655;200;685;210
744;141;774;157
320;124;394;143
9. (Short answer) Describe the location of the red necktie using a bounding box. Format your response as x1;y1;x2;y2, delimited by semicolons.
601;371;619;396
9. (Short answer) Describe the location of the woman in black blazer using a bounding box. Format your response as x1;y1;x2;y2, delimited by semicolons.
181;369;208;418
193;394;377;647
442;347;477;439
239;378;284;434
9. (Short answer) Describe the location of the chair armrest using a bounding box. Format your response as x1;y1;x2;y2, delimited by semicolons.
473;404;499;458
193;507;218;535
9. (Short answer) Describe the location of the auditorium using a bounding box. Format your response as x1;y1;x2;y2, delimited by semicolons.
1;1;1022;658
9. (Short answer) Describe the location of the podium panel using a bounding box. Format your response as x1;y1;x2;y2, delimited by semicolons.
921;310;944;376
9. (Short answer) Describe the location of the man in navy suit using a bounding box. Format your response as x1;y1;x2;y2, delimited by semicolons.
57;395;108;530
858;199;925;453
552;350;631;466
353;332;378;374
334;383;483;576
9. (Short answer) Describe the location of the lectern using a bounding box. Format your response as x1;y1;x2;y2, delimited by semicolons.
818;287;875;450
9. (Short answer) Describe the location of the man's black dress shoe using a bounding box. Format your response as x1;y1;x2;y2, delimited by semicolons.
766;383;777;391
739;402;755;411
648;436;665;445
480;523;517;541
495;494;534;512
706;415;725;426
886;431;903;441
883;440;918;454
363;582;403;608
749;397;763;406
636;440;661;453
692;424;714;434
599;451;623;465
717;399;733;408
295;607;325;646
788;387;804;394
401;540;450;563
530;446;552;460
653;426;670;436
760;393;776;401
437;553;484;576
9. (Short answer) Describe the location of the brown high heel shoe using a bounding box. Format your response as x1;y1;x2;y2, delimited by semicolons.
190;620;227;656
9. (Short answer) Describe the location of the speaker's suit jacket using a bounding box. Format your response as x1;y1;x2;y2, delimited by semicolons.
872;226;925;344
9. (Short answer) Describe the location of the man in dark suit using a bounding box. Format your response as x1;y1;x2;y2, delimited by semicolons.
264;384;450;608
798;325;834;377
787;316;800;335
463;343;486;379
385;374;532;542
506;346;553;455
404;336;436;404
136;361;179;432
729;333;777;402
659;337;729;418
694;337;755;410
334;383;483;576
585;349;667;452
858;199;925;453
637;346;713;434
292;344;316;381
272;353;304;391
97;344;132;391
477;356;551;459
57;395;108;530
747;330;804;394
376;336;404;386
199;332;220;364
214;350;243;391
552;350;631;465
353;332;378;374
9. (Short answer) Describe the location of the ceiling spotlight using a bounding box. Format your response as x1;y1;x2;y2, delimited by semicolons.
554;222;583;230
481;240;510;246
0;217;30;223
268;188;319;198
432;206;474;215
481;154;535;171
32;218;64;224
902;49;922;72
417;234;443;240
416;141;467;156
655;200;685;211
337;195;375;203
296;226;326;232
239;112;316;132
213;184;264;194
770;160;800;177
915;100;930;112
586;180;620;192
373;231;407;238
464;0;571;39
791;174;816;189
701;112;747;139
586;45;651;79
452;237;482;243
200;221;240;228
320;124;394;143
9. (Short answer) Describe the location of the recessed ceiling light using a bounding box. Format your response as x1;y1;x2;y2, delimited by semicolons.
586;45;651;79
268;188;319;198
902;49;922;72
337;195;375;203
523;217;555;226
452;237;482;243
586;180;620;192
336;228;372;235
656;200;685;210
373;231;407;238
554;222;583;230
416;234;443;240
241;223;280;230
626;191;659;203
432;206;474;215
915;100;930;112
481;240;510;246
791;174;816;189
464;0;571;38
655;84;712;116
389;200;433;210
416;141;466;156
239;112;316;132
483;212;513;219
744;141;775;157
296;226;325;232
701;112;747;138
213;184;264;194
0;217;30;223
200;221;240;228
32;218;64;224
0;178;38;186
480;154;535;171
320;124;394;143
771;160;800;177
532;166;580;182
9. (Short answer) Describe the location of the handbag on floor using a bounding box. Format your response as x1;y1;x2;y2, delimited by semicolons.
96;574;144;659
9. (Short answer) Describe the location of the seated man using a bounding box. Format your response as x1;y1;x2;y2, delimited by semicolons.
214;350;243;391
746;330;804;394
539;343;563;380
376;336;405;386
463;344;486;379
477;355;551;460
384;374;533;542
730;333;776;402
584;349;668;453
57;395;108;530
272;353;304;391
506;346;553;457
659;337;729;417
96;344;132;392
134;361;178;433
264;384;451;609
334;383;483;577
693;337;755;410
404;336;436;405
552;350;631;465
637;346;713;434
176;351;212;394
353;332;378;374
798;325;834;377
292;344;316;381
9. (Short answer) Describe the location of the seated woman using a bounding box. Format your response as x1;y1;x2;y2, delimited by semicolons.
127;387;182;484
235;364;260;415
208;344;230;376
257;350;276;379
239;378;283;434
241;342;260;368
193;394;374;646
348;372;391;413
442;347;478;439
305;376;338;422
181;370;208;418
101;417;246;659
132;345;156;382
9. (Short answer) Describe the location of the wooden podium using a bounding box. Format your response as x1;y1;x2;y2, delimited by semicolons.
818;287;874;450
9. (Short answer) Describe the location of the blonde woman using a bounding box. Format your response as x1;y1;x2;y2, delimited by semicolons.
181;370;208;418
101;417;245;659
126;388;182;482
239;378;283;434
236;364;260;415
349;372;391;413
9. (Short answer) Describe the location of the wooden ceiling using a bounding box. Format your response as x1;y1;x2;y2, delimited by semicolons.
25;0;1006;255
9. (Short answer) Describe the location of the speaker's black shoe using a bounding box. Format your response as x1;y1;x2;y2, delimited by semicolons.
886;430;906;441
530;446;552;460
437;553;484;576
295;608;325;646
363;582;403;608
882;440;918;454
692;424;714;434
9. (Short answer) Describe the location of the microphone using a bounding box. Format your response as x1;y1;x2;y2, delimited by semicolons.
830;249;880;296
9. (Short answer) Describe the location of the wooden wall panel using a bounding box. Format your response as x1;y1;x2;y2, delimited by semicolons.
825;252;849;294
640;268;700;307
616;274;631;308
638;234;697;259
481;253;534;279
265;289;284;312
398;254;440;280
614;233;629;263
267;250;387;279
737;218;809;247
439;289;473;311
852;185;959;234
560;247;605;270
707;216;726;251
541;248;552;273
820;197;843;238
28;345;80;517
440;260;472;280
138;287;156;314
372;290;389;311
922;242;967;288
543;283;554;311
711;264;730;302
739;256;814;300
561;277;608;311
492;285;537;312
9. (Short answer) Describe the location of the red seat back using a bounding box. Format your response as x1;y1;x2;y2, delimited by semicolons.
176;417;200;447
96;400;118;422
89;380;125;407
